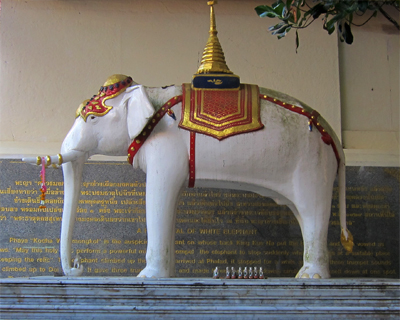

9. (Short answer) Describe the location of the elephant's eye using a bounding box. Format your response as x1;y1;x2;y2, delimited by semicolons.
90;116;96;120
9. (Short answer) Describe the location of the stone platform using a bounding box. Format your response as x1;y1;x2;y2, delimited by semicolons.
0;277;399;319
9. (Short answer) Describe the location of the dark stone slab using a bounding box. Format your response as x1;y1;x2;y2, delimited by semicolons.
0;160;398;278
1;278;399;319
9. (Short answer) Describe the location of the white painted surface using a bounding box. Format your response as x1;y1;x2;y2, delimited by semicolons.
30;83;348;279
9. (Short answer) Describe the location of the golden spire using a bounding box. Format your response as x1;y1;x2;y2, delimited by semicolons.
196;1;232;74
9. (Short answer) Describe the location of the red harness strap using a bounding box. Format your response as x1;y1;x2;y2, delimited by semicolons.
127;95;182;165
189;132;196;188
127;92;340;188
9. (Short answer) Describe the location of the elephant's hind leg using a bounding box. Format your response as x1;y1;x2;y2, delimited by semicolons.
292;183;334;279
295;211;331;279
288;203;330;278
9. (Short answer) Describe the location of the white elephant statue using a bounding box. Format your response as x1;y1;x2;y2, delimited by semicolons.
23;74;353;279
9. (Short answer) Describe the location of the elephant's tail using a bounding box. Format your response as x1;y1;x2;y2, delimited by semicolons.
338;158;354;253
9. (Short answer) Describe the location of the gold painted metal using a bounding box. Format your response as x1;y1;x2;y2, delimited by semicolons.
78;74;132;122
180;84;262;139
103;74;128;87
76;100;90;119
196;1;232;75
36;156;41;166
45;156;51;167
57;154;63;165
341;228;354;253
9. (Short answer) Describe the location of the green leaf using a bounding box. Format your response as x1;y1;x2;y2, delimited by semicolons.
296;7;301;22
309;3;327;19
268;22;285;31
271;24;289;35
285;0;293;11
276;26;292;39
325;18;337;34
325;12;346;35
272;2;286;16
255;6;278;18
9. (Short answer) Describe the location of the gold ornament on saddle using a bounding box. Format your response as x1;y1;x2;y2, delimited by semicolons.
192;1;240;89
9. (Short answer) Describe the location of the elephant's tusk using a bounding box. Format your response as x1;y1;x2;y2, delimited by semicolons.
22;150;84;166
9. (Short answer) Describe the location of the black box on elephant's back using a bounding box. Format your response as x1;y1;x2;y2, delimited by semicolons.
0;160;398;279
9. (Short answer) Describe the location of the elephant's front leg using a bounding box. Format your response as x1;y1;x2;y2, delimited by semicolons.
137;140;188;278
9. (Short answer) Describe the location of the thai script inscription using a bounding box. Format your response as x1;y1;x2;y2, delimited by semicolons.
0;161;398;278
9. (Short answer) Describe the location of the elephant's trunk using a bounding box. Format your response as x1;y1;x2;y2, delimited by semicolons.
60;152;87;276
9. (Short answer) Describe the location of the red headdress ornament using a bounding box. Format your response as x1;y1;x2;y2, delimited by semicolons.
76;74;134;121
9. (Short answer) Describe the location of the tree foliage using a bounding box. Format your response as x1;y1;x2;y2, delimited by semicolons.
255;0;399;51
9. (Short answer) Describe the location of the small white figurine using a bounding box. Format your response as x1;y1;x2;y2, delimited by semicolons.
73;254;81;269
259;267;265;279
238;267;243;279
249;267;254;279
253;267;258;279
231;267;237;279
213;267;219;279
225;266;230;279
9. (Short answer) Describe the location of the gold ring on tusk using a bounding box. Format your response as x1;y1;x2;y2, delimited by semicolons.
36;156;41;166
46;156;51;167
57;154;63;165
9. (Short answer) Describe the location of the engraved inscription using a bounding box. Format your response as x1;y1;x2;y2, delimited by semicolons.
0;161;398;278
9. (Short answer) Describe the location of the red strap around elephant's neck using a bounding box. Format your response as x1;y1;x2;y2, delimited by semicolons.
127;95;182;165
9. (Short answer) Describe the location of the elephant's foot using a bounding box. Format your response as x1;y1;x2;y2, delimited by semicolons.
137;266;173;279
64;265;84;277
295;264;330;279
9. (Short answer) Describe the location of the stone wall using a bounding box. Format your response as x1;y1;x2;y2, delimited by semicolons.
0;160;398;278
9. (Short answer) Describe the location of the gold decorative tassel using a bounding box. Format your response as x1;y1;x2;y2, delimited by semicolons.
341;228;354;253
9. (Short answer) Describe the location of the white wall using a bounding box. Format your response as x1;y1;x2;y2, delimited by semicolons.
339;5;399;166
0;0;398;166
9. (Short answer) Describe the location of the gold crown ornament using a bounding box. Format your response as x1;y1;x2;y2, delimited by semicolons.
192;1;240;89
76;74;134;121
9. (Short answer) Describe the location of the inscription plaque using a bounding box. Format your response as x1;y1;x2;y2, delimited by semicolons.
0;160;398;278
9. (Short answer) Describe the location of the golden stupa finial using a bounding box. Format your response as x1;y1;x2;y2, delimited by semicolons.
196;1;232;74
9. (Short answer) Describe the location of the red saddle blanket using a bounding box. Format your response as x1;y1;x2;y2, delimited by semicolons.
179;84;264;140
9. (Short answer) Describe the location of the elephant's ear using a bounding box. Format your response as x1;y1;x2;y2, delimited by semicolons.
125;85;155;140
